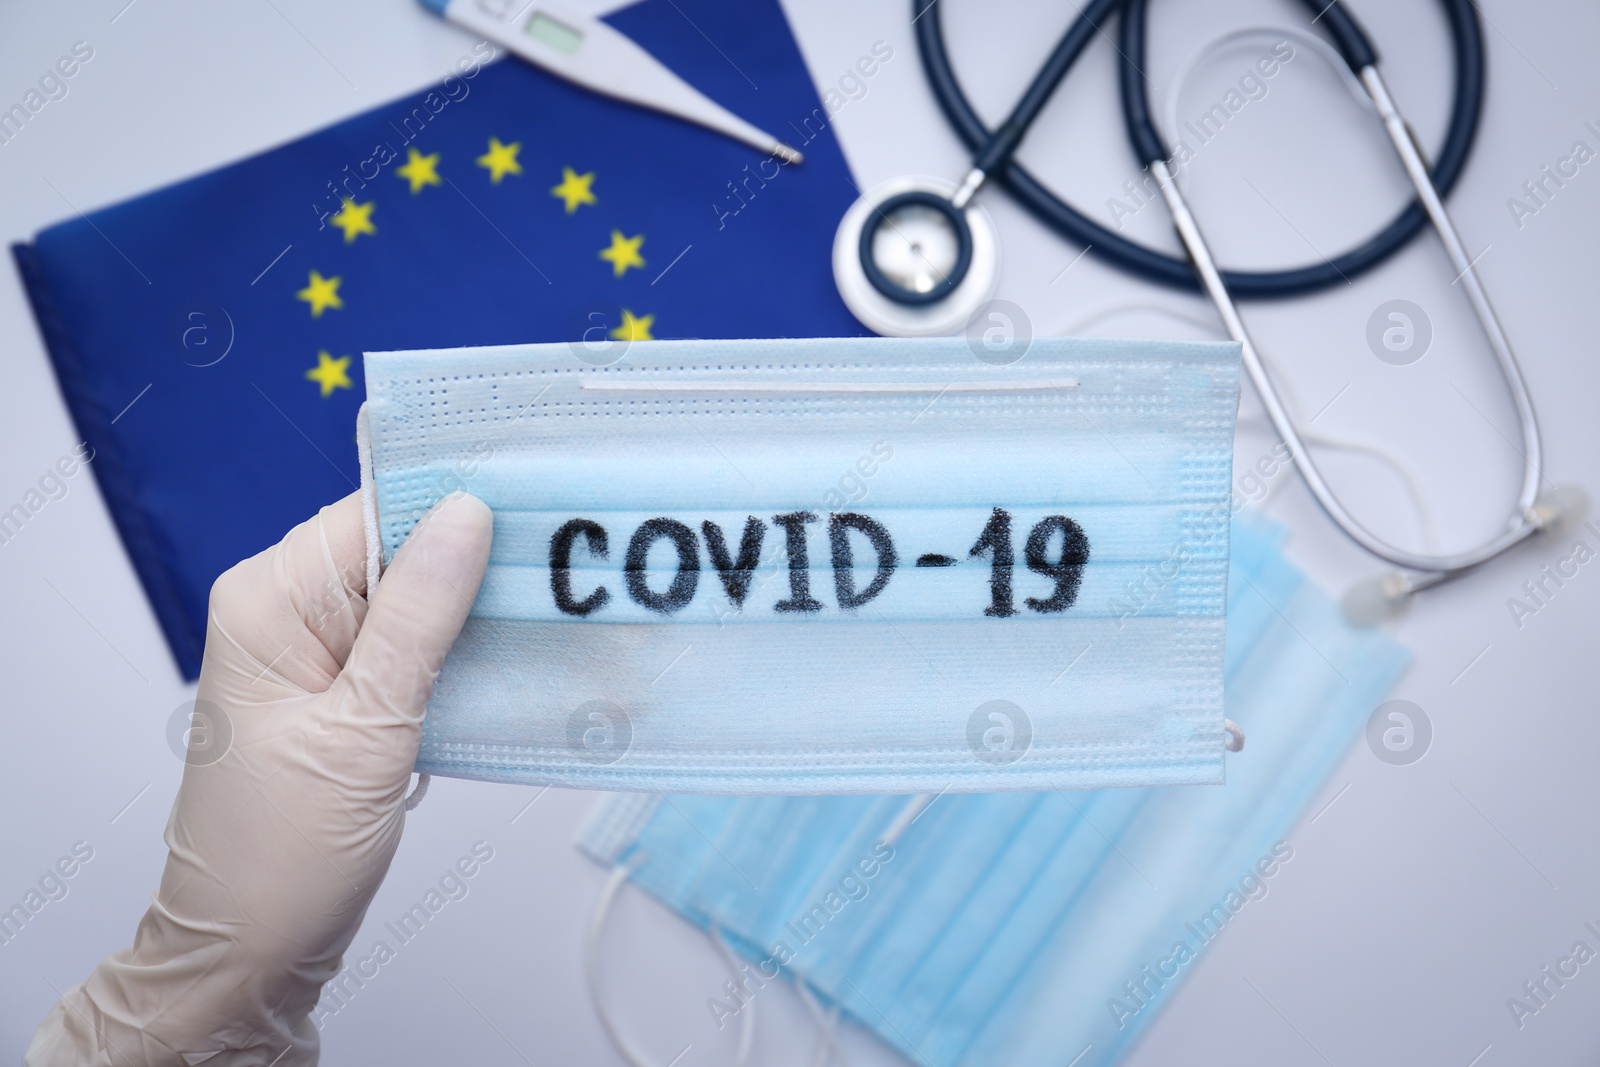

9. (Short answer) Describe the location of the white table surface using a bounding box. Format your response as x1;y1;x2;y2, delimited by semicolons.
1;1;1596;1064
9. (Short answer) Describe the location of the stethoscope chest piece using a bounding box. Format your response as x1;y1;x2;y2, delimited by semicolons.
833;177;999;337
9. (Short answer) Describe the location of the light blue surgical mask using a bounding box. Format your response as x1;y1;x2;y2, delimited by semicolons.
360;336;1241;794
577;512;1410;1067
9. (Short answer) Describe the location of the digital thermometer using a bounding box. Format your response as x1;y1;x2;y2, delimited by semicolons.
421;0;804;163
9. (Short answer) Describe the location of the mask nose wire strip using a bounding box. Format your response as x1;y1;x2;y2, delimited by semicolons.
880;793;936;847
577;379;1079;394
587;859;756;1067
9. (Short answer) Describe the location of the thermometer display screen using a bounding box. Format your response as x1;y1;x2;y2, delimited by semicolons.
526;13;583;54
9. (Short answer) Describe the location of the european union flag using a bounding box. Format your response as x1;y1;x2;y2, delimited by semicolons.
13;0;866;679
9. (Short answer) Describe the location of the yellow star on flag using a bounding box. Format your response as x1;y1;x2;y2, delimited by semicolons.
330;198;376;243
609;309;655;341
477;137;523;183
396;148;442;194
550;166;597;213
600;230;645;277
305;350;353;398
296;270;343;317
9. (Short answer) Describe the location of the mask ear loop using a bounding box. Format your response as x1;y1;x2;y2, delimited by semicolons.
778;795;935;1067
587;858;756;1067
794;981;849;1067
1057;300;1224;340
1059;303;1444;554
706;926;758;1065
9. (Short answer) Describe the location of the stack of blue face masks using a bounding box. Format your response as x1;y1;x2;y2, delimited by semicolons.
578;511;1408;1067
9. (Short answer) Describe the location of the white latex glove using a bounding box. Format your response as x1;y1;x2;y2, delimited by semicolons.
27;490;492;1066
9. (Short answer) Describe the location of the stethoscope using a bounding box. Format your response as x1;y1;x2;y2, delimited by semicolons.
834;0;1576;618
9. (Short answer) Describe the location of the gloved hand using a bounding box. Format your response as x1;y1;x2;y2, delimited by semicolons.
26;490;492;1066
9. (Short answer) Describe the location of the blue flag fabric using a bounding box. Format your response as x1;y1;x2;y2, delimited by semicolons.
13;0;867;678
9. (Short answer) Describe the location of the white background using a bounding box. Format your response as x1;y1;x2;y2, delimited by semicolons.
1;0;1597;1064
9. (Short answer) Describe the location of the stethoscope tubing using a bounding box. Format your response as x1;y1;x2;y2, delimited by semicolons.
914;0;1486;299
1122;0;1542;580
910;0;1548;587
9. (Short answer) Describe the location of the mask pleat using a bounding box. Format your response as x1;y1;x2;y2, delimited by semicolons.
728;796;890;949
685;796;826;930
781;793;971;990
887;791;1095;1044
1222;513;1303;683
825;794;1044;1031
578;512;1411;1067
622;794;745;923
920;788;1150;1064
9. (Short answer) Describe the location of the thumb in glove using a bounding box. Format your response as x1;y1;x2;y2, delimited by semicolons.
27;490;492;1067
